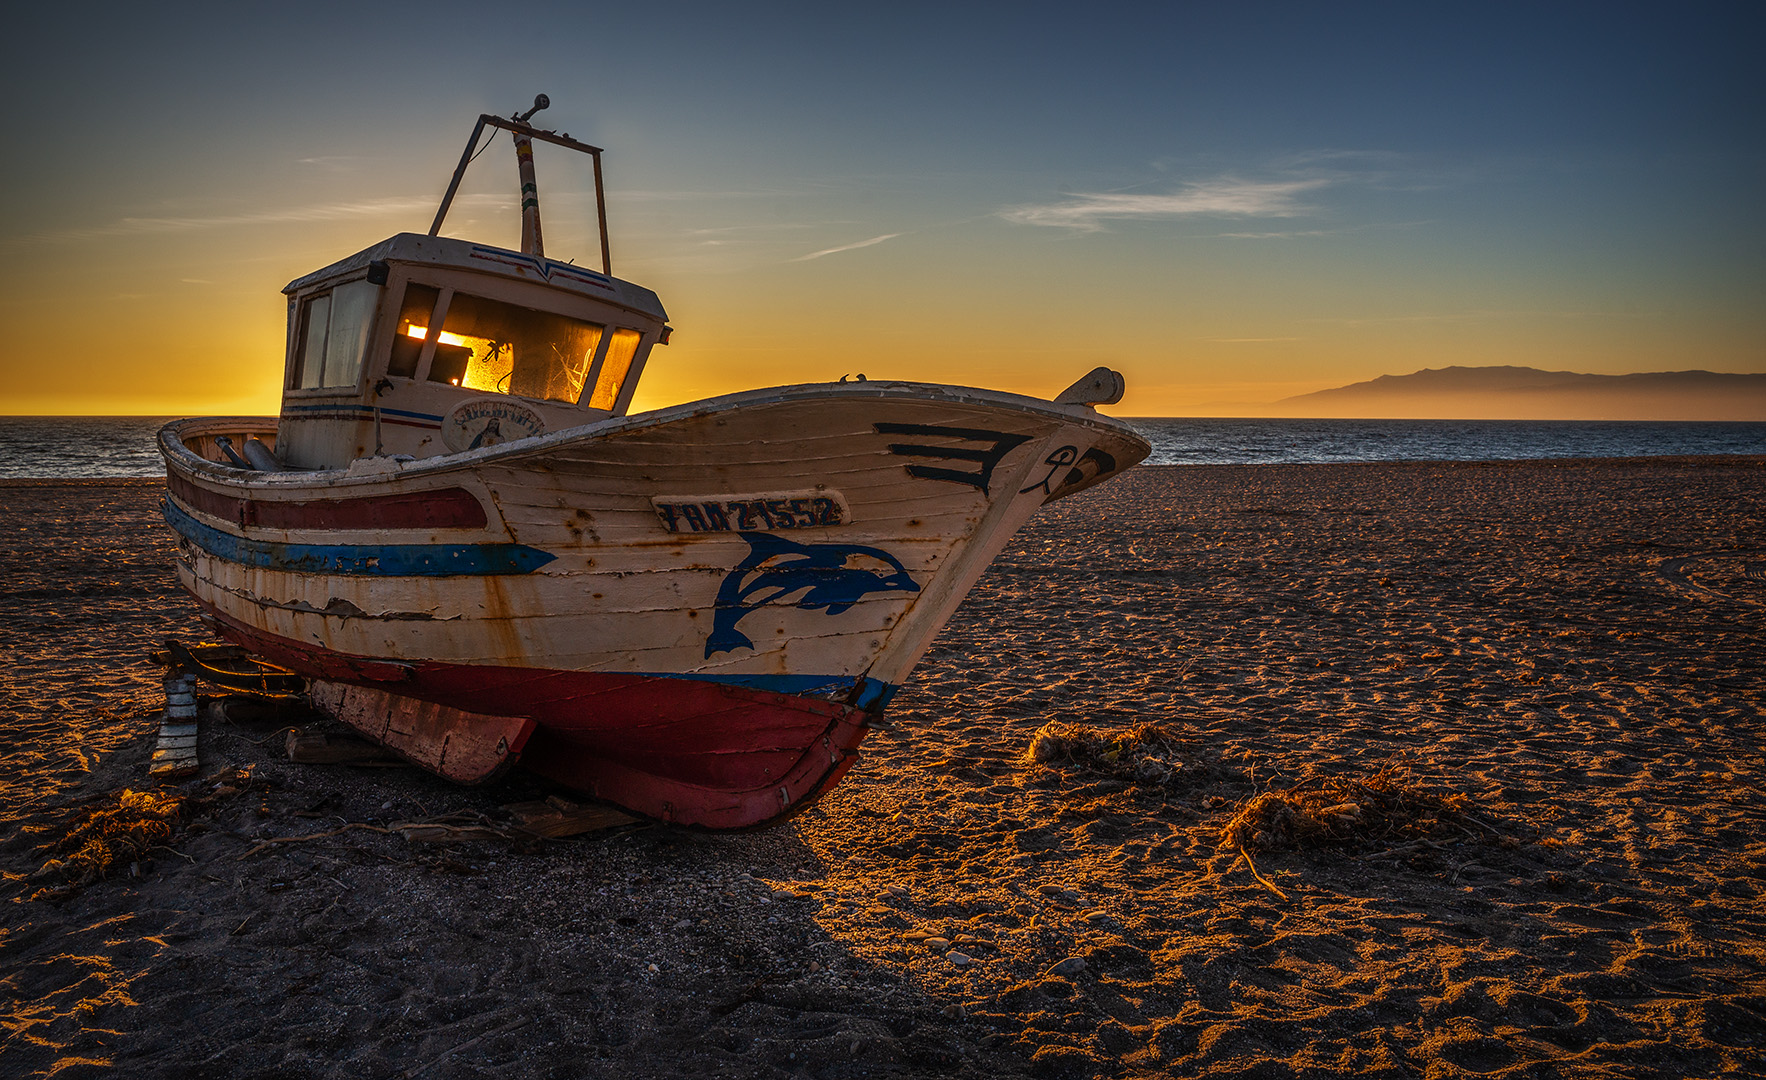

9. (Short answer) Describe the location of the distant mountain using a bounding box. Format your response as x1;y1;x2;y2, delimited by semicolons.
1276;366;1766;421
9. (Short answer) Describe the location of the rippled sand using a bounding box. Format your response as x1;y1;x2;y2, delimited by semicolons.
2;462;1763;1079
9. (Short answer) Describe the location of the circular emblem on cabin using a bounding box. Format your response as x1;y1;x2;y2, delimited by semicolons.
442;398;547;454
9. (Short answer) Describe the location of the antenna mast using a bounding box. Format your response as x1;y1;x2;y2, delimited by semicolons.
427;95;612;275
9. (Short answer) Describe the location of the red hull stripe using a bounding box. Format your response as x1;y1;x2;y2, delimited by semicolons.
168;474;487;530
206;611;873;804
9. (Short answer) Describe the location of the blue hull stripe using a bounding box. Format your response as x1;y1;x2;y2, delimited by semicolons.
165;500;555;577
657;672;896;711
282;403;446;422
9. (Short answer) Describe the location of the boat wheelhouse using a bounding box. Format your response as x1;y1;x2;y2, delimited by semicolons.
277;232;667;469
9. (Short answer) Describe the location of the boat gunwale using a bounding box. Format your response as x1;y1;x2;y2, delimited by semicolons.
160;380;1151;494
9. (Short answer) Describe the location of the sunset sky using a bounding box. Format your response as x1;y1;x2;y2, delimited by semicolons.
2;2;1760;417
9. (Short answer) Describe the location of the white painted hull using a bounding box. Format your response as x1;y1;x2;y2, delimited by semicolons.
162;381;1147;825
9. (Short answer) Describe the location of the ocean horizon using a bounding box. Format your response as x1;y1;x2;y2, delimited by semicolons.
1;414;1762;479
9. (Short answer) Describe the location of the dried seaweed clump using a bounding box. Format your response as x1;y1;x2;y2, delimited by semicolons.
32;789;187;896
1026;721;1218;785
1219;765;1481;854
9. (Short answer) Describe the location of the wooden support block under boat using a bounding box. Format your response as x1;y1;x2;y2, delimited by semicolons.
308;682;535;785
148;671;200;780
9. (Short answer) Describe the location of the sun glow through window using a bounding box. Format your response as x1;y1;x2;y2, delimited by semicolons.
403;325;470;348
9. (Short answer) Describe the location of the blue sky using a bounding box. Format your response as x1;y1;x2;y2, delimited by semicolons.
2;1;1759;414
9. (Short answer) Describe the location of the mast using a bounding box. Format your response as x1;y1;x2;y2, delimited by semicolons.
514;131;544;256
427;94;612;274
511;94;546;257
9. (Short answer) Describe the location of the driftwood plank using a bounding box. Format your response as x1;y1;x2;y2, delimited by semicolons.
502;798;638;837
392;823;512;843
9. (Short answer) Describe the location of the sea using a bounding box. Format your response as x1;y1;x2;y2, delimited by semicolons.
0;415;1762;479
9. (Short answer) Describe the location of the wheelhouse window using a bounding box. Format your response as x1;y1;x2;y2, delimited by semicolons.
293;280;377;389
420;293;605;404
587;328;644;410
387;284;442;378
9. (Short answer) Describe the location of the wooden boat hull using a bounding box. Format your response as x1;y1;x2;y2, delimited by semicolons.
161;381;1148;827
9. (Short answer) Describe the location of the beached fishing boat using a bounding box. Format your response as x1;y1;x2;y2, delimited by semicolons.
159;99;1149;828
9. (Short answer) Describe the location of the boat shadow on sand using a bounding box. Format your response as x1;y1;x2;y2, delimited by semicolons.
3;697;1039;1079
5;693;1616;1080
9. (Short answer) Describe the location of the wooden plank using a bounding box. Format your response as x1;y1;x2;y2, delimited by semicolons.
501;798;637;837
307;682;534;784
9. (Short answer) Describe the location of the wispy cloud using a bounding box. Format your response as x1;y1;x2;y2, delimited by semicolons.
684;222;829;236
1306;308;1633;327
1217;229;1338;240
790;233;901;261
614;188;808;202
295;155;359;172
14;195;485;244
999;179;1329;232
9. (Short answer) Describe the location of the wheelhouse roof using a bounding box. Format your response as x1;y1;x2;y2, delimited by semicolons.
282;232;668;323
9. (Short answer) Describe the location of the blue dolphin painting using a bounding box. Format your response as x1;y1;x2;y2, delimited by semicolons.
706;532;921;658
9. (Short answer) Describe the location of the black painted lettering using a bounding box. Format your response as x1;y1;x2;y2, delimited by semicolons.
659;493;845;532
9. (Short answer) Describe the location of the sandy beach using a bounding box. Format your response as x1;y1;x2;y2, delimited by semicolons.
3;459;1763;1079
